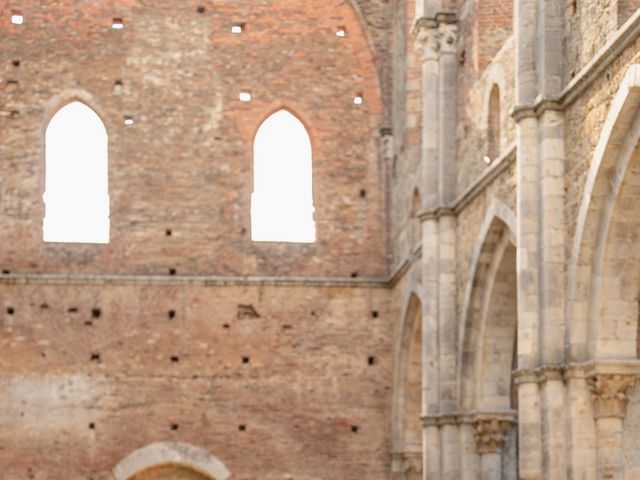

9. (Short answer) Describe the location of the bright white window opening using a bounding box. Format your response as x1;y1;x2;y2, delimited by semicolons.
251;110;316;243
11;13;24;25
43;102;110;244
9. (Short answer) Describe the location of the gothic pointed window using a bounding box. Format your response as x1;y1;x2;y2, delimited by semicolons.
251;110;316;243
487;84;500;161
44;101;110;243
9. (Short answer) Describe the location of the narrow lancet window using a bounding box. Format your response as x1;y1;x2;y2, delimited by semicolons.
43;101;110;243
251;110;316;243
487;84;500;161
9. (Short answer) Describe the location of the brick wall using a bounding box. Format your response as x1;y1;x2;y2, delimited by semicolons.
0;0;386;278
473;0;513;71
0;1;395;479
0;281;392;479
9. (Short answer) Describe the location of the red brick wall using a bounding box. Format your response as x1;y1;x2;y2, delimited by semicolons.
473;0;513;71
0;0;386;278
0;1;395;479
0;281;392;479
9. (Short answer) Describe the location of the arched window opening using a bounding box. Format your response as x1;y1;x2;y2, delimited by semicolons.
487;84;500;161
409;188;421;248
44;101;109;244
251;110;315;243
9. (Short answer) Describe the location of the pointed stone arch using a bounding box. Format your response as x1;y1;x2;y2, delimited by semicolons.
458;199;517;410
113;442;231;480
391;285;424;479
456;199;518;480
568;64;640;360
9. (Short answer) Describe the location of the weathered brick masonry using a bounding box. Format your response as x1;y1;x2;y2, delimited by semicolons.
5;0;640;479
0;1;393;479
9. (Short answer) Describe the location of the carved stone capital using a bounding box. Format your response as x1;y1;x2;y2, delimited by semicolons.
412;20;457;60
472;411;517;454
413;25;440;60
585;360;640;419
587;373;636;419
437;23;457;55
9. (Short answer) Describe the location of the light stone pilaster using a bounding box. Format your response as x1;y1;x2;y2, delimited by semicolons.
513;368;542;479
460;421;480;480
415;15;449;480
564;365;597;480
440;421;460;479
415;12;459;480
423;418;442;480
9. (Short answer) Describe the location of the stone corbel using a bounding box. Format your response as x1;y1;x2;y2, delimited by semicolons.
472;411;517;454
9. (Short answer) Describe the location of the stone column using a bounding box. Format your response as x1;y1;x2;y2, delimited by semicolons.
440;417;460;480
423;416;442;480
512;368;542;479
474;416;514;480
587;371;636;480
514;0;543;474
460;421;480;480
415;17;442;480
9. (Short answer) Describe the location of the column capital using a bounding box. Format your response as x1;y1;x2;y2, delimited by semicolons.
472;411;517;454
412;22;440;60
438;22;457;56
584;359;640;419
412;18;457;60
587;373;636;419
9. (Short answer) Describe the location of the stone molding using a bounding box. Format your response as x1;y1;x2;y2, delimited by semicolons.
422;409;517;428
113;442;231;480
418;206;455;221
412;12;457;37
0;272;387;288
512;364;565;385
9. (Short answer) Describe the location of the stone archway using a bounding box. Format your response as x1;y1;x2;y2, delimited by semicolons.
391;290;424;480
113;442;231;480
458;201;518;480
